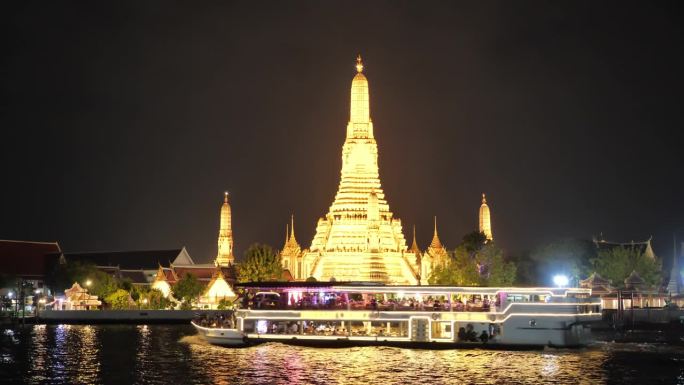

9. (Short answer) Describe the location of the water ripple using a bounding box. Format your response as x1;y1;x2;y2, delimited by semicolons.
0;325;682;385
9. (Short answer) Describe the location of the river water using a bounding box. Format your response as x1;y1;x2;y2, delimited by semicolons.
1;325;682;384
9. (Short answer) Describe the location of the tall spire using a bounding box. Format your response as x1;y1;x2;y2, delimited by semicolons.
289;214;297;244
479;193;493;241
215;191;234;266
430;216;443;249
283;223;289;249
409;225;420;253
348;54;372;137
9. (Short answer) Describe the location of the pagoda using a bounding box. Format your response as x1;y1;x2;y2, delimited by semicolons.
215;192;234;267
299;56;420;285
479;193;493;241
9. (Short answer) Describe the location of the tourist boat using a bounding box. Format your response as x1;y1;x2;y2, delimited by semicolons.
191;282;602;349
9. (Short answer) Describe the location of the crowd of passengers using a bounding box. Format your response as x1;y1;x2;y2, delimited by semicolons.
259;320;406;337
195;313;236;329
243;293;500;312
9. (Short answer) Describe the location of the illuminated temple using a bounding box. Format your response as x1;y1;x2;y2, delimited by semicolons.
479;193;493;241
215;192;234;267
292;56;421;285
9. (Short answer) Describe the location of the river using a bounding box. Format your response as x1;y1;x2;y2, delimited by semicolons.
1;325;682;384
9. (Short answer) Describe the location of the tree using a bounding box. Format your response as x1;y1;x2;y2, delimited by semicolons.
141;288;172;310
429;242;516;287
429;246;480;286
88;270;120;300
217;298;234;310
591;246;661;288
105;289;132;310
477;244;517;286
48;260;119;298
237;243;283;282
528;239;595;286
173;273;205;305
461;231;487;254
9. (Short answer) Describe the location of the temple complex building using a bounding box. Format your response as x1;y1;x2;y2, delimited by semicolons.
592;235;656;260
215;192;234;266
479;193;493;241
298;56;420;285
423;217;449;271
280;216;304;278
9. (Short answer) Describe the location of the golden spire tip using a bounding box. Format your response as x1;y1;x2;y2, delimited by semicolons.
356;54;364;73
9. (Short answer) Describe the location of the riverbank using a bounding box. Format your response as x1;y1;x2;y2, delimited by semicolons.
2;309;231;325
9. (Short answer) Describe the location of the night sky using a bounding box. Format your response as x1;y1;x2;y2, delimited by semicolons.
3;2;683;264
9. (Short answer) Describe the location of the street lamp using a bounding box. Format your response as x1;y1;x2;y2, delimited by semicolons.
85;279;92;287
142;298;148;309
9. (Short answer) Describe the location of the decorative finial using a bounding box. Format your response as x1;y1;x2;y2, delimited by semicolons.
224;191;229;203
290;214;296;240
356;54;364;73
434;216;438;236
482;193;486;204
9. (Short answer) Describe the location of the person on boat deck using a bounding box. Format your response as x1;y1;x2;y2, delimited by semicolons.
370;298;378;310
289;322;298;334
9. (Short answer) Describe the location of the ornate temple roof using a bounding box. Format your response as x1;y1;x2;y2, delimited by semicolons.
429;217;445;250
593;235;656;259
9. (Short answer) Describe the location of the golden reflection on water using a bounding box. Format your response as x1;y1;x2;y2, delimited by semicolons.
2;325;682;385
184;338;608;385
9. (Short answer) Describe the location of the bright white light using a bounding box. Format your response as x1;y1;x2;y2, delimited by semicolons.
553;275;569;287
8;292;13;298
256;320;268;334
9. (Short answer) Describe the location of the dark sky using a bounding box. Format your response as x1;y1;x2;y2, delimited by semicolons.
3;1;683;265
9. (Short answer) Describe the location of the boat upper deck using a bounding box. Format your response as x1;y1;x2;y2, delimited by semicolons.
236;282;591;297
235;282;597;314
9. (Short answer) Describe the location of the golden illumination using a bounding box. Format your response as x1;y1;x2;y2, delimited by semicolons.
299;56;419;284
215;191;234;266
425;217;449;268
479;193;493;241
152;265;173;298
280;215;303;277
200;267;236;308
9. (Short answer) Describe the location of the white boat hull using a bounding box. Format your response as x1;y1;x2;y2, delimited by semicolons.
191;322;246;346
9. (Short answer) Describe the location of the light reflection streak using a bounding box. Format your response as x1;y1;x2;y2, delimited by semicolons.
3;325;683;384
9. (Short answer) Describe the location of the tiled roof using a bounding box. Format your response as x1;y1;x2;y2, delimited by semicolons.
119;270;150;284
0;240;62;278
62;249;184;270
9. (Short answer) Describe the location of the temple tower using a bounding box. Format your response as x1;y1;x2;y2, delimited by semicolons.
215;192;234;266
300;56;418;284
479;193;493;241
280;215;303;278
425;217;449;267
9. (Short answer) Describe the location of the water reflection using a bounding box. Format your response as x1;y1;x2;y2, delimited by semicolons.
0;325;682;385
